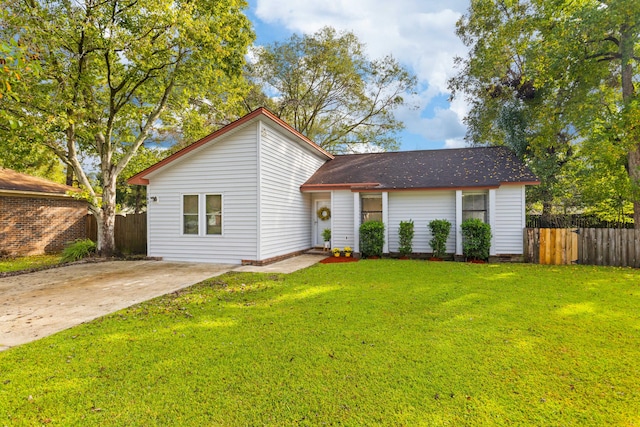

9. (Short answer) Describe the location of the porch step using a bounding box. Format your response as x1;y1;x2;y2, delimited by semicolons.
306;248;330;256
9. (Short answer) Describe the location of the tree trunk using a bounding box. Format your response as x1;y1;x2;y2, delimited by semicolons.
99;171;118;257
620;23;638;227
65;165;74;186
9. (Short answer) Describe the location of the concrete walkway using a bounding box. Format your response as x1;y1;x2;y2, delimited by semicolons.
235;254;325;274
0;255;325;351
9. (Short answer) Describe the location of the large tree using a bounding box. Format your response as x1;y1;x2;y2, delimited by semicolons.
245;26;417;153
450;0;639;223
2;0;253;255
0;17;62;179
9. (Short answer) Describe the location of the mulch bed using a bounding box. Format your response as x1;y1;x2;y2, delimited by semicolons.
319;256;360;264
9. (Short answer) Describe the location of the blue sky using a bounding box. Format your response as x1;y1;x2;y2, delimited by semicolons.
245;0;472;151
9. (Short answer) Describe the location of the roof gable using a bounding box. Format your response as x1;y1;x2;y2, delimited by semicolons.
301;147;539;191
128;108;333;185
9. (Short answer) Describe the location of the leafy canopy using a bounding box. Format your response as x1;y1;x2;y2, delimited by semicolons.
246;27;417;153
1;0;253;253
450;0;640;223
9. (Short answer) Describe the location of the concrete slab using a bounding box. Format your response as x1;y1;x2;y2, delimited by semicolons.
0;260;233;351
235;254;326;274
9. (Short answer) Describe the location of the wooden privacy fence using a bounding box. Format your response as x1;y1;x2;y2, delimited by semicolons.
525;228;640;267
86;213;147;254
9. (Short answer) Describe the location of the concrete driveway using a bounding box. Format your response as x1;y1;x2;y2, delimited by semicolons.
0;255;325;351
0;261;233;351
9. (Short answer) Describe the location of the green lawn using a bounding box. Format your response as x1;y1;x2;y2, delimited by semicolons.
0;254;61;273
1;261;638;426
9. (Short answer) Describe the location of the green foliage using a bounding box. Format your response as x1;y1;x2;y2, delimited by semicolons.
460;218;492;261
398;220;414;256
60;239;97;263
359;220;385;258
322;228;331;242
0;21;60;178
1;263;639;424
246;26;417;153
117;147;164;213
450;0;640;220
428;219;451;258
0;0;254;254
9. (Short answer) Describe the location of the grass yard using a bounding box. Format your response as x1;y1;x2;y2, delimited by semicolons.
0;261;639;426
0;254;61;273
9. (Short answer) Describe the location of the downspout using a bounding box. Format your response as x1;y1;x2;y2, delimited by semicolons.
353;192;360;253
455;190;463;256
382;192;389;254
489;189;496;256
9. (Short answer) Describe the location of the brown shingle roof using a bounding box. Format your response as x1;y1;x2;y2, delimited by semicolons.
0;168;79;196
301;147;539;191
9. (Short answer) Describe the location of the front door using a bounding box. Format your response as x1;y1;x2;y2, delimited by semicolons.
314;199;331;247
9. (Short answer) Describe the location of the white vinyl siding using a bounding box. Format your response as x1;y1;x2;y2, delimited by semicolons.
388;191;456;254
494;185;526;254
331;190;355;249
145;125;259;264
258;123;327;259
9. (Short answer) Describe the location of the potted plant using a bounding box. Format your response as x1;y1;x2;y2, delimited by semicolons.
322;228;331;251
360;220;385;258
398;220;414;258
344;246;353;257
428;219;451;260
332;247;341;257
460;218;492;262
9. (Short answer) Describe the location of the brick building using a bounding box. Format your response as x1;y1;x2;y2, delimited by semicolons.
0;168;88;256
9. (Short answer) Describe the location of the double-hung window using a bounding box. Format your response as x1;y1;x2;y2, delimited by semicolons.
462;192;487;222
183;195;199;235
182;194;223;235
205;195;222;235
361;194;383;223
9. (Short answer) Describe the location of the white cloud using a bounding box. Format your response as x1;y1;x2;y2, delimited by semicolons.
398;105;466;142
253;0;471;148
445;137;468;149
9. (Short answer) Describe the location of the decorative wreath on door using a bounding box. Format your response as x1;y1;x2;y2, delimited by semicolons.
317;207;331;221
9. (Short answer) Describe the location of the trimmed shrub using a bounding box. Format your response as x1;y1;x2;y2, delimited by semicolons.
428;219;451;258
360;221;385;258
61;239;97;263
460;218;492;261
398;220;414;256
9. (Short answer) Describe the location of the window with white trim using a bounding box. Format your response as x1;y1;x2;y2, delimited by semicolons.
183;195;199;235
361;194;382;223
205;194;222;235
462;192;488;222
182;194;223;235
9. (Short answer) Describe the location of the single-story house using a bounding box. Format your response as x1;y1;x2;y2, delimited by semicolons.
128;108;539;264
0;168;88;256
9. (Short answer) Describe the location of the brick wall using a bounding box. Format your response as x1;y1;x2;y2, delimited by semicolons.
0;195;88;256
